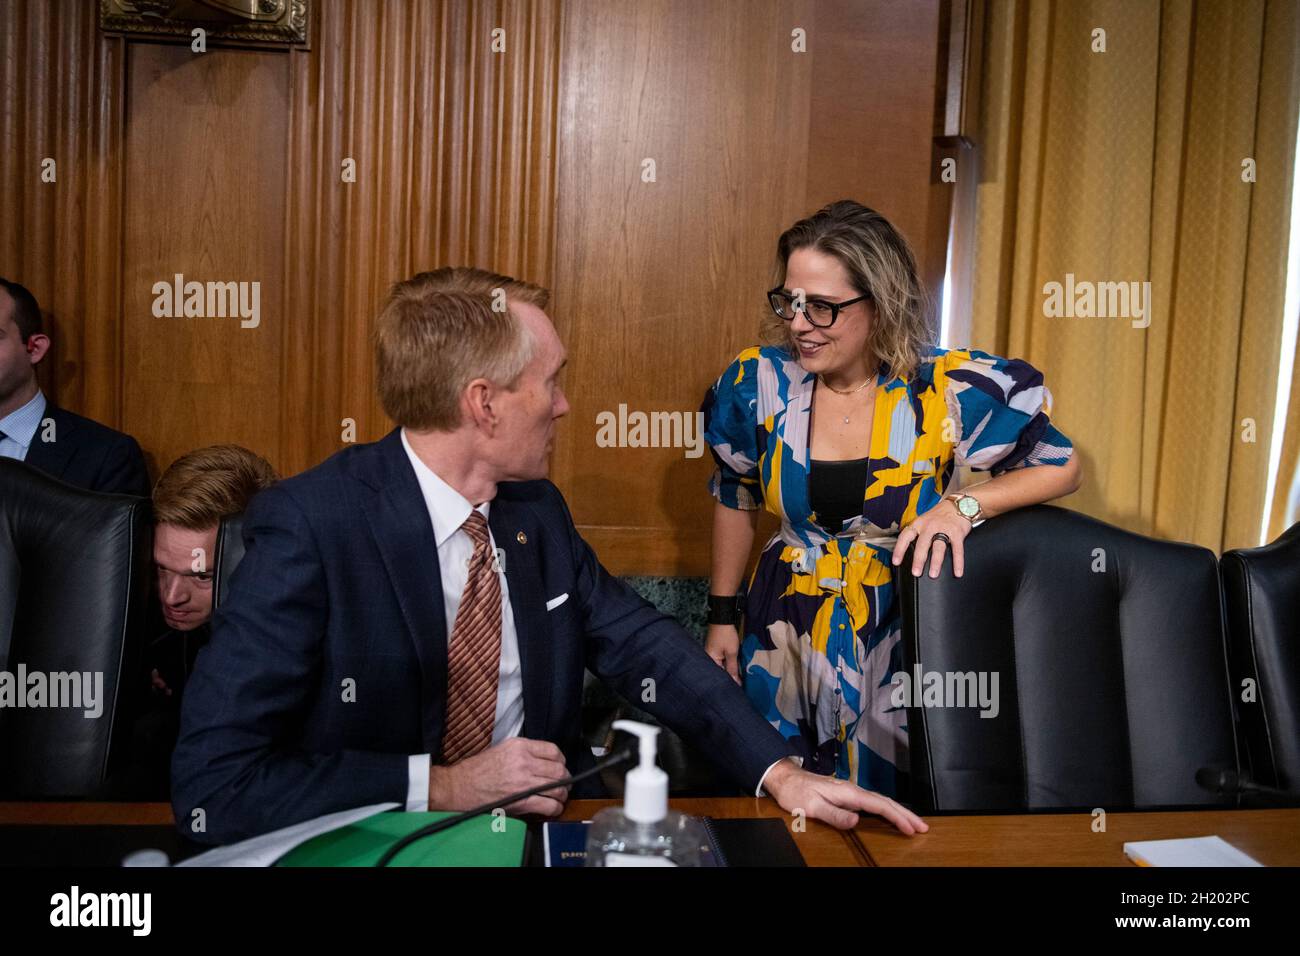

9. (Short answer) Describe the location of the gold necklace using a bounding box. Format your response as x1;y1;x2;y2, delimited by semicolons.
819;373;875;424
818;373;873;396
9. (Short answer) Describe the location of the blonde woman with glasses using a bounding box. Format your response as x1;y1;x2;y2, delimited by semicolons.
701;200;1082;800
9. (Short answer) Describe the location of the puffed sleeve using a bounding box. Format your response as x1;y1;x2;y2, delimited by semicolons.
941;348;1074;474
701;348;764;510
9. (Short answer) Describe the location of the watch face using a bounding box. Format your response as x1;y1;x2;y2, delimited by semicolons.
957;496;980;518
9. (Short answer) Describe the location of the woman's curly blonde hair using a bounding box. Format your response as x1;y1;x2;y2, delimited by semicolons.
762;200;936;380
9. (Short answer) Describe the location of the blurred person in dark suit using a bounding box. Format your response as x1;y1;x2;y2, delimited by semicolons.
149;444;278;698
0;277;150;497
123;444;277;798
172;267;929;845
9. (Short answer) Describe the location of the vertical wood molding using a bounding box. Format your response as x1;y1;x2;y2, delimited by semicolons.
3;0;948;576
120;43;290;478
2;0;564;480
0;1;125;427
281;0;563;475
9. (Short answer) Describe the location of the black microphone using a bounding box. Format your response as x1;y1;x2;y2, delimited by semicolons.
374;741;640;867
1195;767;1297;804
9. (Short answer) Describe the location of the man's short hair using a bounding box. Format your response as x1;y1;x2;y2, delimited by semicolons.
153;445;278;529
0;278;44;342
374;266;550;431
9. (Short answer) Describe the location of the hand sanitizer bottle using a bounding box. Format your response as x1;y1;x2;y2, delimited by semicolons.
584;720;710;867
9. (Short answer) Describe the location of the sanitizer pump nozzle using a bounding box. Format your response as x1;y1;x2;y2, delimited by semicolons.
612;719;667;824
584;719;710;866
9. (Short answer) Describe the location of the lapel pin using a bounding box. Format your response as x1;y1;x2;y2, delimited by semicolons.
517;531;528;544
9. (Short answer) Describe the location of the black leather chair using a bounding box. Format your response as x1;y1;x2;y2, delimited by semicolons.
1221;522;1300;794
212;512;245;611
0;457;152;796
898;504;1239;812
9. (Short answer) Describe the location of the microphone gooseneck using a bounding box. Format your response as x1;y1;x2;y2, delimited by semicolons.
1195;766;1296;804
374;743;639;867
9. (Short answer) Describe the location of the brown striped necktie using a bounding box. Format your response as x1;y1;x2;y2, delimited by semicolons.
440;510;502;764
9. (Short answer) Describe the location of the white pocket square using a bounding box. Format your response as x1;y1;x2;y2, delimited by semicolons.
545;592;569;611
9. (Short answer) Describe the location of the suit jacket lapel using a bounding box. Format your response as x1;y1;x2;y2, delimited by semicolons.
489;495;553;741
22;404;76;481
359;431;450;758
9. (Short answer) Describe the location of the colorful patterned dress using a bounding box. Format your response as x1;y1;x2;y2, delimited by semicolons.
701;345;1074;799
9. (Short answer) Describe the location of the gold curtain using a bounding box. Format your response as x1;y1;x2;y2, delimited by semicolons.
963;0;1300;552
1268;331;1300;538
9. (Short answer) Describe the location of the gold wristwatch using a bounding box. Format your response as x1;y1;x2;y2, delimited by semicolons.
946;492;986;527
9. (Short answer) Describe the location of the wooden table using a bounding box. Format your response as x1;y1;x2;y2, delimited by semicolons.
849;807;1300;867
3;800;1297;866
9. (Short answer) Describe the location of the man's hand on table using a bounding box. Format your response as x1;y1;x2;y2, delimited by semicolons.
428;737;570;817
762;758;929;834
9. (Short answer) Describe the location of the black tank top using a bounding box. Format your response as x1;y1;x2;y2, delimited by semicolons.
809;456;870;531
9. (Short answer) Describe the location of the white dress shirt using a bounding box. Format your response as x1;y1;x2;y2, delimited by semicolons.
0;389;46;461
400;429;524;811
398;428;795;808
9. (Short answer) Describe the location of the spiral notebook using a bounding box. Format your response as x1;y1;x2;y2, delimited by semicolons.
1122;836;1262;867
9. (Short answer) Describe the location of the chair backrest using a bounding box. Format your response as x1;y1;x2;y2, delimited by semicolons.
898;504;1238;812
212;512;246;611
1221;522;1300;793
0;458;152;796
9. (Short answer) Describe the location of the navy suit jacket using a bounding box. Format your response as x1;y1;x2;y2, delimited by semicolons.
22;403;150;498
172;428;796;844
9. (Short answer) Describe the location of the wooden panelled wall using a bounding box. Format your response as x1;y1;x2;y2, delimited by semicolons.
1;0;951;575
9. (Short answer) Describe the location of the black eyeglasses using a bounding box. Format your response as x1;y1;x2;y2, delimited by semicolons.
767;286;872;328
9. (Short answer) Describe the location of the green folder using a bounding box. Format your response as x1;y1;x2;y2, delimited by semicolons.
276;811;527;867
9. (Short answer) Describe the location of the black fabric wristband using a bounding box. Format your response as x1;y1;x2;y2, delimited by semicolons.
707;593;744;626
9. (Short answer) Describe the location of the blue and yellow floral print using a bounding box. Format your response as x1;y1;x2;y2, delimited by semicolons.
702;344;1073;798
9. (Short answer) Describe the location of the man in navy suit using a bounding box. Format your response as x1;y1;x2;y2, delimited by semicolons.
172;267;927;845
0;278;149;497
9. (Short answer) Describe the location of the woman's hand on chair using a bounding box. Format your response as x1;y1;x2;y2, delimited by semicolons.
891;504;972;578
